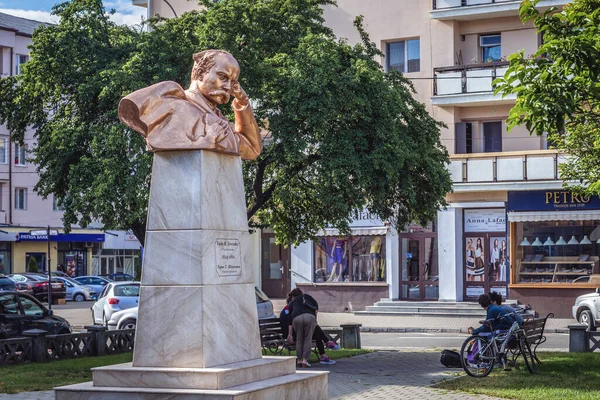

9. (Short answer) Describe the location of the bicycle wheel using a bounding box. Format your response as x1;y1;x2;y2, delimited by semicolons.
460;335;494;378
518;335;537;374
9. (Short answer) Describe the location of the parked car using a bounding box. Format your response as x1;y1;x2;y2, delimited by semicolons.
54;277;97;302
255;286;276;320
8;274;66;303
106;287;275;330
572;288;600;331
74;275;113;294
100;273;136;282
0;291;71;338
91;282;140;326
0;275;17;292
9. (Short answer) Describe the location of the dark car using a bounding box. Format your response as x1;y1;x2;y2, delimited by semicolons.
8;274;67;303
0;291;72;339
100;273;136;282
0;276;17;291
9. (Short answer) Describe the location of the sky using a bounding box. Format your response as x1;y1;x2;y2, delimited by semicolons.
0;0;147;26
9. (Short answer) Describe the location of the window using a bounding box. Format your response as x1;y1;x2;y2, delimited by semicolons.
480;35;501;62
53;196;63;211
15;54;29;75
19;296;44;316
14;188;26;210
0;243;12;275
14;144;26;166
0;138;7;164
483;121;502;152
455;122;474;154
114;284;139;297
314;235;386;283
0;293;19;315
387;39;420;73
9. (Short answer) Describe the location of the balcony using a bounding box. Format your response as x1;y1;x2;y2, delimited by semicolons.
131;0;148;7
430;0;568;20
432;62;516;107
448;150;565;192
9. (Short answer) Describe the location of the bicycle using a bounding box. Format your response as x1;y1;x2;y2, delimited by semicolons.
460;313;536;378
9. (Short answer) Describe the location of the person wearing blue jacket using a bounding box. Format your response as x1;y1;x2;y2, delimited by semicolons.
468;294;513;335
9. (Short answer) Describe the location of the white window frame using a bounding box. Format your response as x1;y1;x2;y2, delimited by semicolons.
480;34;501;63
0;137;7;164
386;38;421;73
53;196;63;212
15;54;29;75
14;188;27;210
15;144;26;166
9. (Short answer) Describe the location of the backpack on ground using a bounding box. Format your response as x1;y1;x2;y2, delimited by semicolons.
440;349;462;368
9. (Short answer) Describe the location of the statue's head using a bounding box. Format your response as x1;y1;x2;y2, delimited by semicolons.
191;50;240;106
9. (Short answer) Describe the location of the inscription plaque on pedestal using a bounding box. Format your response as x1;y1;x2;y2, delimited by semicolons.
215;238;242;276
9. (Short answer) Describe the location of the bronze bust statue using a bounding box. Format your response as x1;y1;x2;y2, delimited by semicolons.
118;50;262;160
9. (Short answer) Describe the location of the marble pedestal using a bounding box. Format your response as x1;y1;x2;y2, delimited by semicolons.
54;150;328;398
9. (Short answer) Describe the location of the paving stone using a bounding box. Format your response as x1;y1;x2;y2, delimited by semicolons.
0;351;506;399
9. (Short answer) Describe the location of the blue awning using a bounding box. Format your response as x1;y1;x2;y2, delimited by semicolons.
17;233;105;242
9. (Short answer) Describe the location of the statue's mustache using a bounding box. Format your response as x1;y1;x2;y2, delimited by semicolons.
209;90;230;97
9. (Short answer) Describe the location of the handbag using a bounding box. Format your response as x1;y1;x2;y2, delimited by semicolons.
302;294;318;311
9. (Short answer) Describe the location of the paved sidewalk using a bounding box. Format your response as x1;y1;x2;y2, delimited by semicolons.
0;351;504;399
317;312;571;333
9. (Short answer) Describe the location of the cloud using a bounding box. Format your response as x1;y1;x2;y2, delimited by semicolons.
0;2;146;27
0;8;58;23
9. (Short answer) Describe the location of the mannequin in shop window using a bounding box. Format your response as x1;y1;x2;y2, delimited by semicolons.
466;239;476;282
327;238;347;282
353;238;369;282
498;240;507;282
490;239;500;281
369;236;383;282
474;238;485;282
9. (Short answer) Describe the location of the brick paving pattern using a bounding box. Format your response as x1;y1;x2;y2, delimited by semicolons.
0;351;505;399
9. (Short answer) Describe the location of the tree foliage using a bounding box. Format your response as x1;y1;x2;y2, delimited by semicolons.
495;0;600;194
0;0;451;245
27;257;39;273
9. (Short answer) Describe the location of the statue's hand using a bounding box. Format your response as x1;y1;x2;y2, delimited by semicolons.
232;81;249;107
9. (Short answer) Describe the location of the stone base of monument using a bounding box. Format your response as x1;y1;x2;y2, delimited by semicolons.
54;356;329;399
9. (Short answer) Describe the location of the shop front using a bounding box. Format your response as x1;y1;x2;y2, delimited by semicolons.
14;231;105;276
91;230;141;278
399;225;439;300
508;190;600;318
291;211;397;312
462;208;508;301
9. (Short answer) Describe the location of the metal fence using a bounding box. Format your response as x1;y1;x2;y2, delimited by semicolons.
0;326;135;366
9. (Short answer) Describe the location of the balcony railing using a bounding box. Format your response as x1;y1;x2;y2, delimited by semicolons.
448;150;563;184
433;0;516;10
433;61;509;96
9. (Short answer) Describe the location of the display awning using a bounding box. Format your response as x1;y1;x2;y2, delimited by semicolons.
318;227;388;236
508;210;600;222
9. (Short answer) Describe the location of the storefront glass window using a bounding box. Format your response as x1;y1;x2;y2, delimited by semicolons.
514;220;600;284
57;250;87;277
314;235;385;283
0;243;11;275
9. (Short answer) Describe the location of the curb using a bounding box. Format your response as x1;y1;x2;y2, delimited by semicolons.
360;327;569;334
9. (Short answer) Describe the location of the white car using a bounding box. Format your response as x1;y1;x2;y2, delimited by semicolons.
572;288;600;331
91;282;139;326
106;287;275;330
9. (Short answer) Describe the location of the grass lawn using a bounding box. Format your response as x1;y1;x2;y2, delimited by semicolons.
0;348;369;394
262;348;371;364
435;352;600;400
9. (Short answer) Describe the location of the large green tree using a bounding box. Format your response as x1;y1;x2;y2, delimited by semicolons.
495;0;600;194
0;0;451;245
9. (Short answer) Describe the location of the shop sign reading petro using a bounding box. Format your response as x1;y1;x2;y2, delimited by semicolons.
464;209;506;233
508;190;600;212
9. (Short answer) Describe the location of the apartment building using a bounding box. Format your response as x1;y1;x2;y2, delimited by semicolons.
134;0;599;317
0;12;141;279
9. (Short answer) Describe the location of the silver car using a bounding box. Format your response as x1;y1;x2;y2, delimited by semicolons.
55;277;97;302
572;288;600;331
91;282;140;326
106;287;275;330
74;276;113;294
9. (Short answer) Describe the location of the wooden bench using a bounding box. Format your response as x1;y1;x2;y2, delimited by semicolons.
258;317;341;357
521;312;554;364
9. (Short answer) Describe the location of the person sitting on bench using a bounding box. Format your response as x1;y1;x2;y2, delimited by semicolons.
489;291;523;327
467;293;513;335
280;295;337;365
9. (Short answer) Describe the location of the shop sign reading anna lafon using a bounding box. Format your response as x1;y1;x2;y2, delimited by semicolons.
215;239;242;277
464;209;506;233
